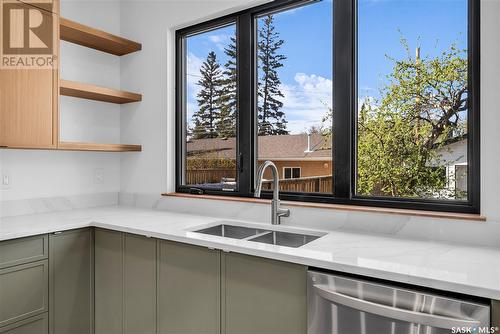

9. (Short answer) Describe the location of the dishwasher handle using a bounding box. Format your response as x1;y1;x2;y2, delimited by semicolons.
313;284;480;330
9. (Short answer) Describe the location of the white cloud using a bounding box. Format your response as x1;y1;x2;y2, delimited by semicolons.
186;53;204;125
356;96;380;116
187;102;197;122
208;35;225;43
208;34;231;51
278;73;333;134
186;52;203;99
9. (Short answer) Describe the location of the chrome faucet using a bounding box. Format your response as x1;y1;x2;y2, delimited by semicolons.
254;161;290;225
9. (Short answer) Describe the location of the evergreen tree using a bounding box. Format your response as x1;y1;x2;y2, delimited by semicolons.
192;51;224;139
257;15;288;135
190;119;205;141
218;35;237;138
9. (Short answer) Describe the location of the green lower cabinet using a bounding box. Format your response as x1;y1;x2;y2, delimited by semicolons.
223;252;307;334
157;241;220;334
48;229;93;334
4;231;500;334
94;229;157;334
156;241;306;334
0;261;48;328
493;300;500;329
0;314;48;334
123;234;157;334
95;229;123;334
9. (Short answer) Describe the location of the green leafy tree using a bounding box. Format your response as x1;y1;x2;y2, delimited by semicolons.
218;35;237;138
257;15;288;135
356;40;468;198
193;51;224;139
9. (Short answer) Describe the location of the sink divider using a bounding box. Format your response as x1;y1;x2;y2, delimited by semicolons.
242;231;272;241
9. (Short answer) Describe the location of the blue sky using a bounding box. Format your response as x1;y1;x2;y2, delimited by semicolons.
358;0;467;98
186;0;467;134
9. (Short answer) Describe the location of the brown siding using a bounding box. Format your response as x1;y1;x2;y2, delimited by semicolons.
258;160;332;179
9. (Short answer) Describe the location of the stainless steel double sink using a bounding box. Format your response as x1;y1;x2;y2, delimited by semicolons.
193;223;324;248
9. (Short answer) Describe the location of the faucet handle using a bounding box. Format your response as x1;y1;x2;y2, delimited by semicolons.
278;207;290;217
277;208;290;225
277;208;290;219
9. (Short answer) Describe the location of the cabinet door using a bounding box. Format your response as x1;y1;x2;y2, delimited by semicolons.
0;234;47;270
223;252;307;334
0;261;48;328
94;229;123;334
158;241;220;334
95;230;157;334
123;234;157;334
493;300;500;329
49;229;93;334
0;1;58;149
0;313;48;334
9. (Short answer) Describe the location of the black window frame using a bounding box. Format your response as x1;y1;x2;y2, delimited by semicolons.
175;0;480;214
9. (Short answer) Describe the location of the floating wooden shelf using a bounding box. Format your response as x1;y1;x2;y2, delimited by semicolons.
58;142;142;152
60;18;142;56
60;80;142;104
57;19;143;154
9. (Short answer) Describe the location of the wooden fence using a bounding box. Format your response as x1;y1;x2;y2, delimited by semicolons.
186;169;236;185
261;175;332;193
187;168;332;193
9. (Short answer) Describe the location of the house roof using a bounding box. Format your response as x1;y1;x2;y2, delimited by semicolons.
433;134;467;149
187;133;332;161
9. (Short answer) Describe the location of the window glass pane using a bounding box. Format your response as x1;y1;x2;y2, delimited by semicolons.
284;168;292;179
183;24;237;191
256;0;333;194
357;0;468;201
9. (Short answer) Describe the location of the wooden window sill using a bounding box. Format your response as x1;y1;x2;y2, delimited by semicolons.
162;193;486;222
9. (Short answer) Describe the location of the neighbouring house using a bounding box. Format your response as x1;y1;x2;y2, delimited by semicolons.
433;135;468;199
186;133;333;192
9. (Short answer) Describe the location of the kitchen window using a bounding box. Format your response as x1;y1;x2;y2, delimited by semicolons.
176;0;480;213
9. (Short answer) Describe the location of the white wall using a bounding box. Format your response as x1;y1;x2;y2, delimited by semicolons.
0;0;123;202
0;150;120;201
479;0;500;223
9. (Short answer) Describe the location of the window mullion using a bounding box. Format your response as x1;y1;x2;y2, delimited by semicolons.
333;0;354;199
236;13;254;196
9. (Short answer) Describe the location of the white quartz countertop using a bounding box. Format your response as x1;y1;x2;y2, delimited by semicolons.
1;206;499;300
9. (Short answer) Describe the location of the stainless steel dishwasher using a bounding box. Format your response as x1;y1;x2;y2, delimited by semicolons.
308;270;491;334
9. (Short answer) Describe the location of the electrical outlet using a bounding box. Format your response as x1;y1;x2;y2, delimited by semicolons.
93;168;104;185
1;171;11;190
